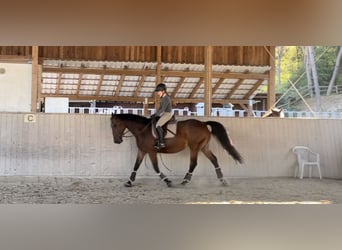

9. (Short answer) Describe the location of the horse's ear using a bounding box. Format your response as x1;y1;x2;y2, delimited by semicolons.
111;112;115;118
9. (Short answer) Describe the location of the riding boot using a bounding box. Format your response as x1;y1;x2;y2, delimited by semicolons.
155;126;166;150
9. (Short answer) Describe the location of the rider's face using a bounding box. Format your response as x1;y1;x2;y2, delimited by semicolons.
157;90;163;97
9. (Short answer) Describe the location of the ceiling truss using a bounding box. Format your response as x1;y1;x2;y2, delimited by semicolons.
41;61;271;106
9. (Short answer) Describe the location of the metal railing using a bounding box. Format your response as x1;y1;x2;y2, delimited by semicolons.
279;85;342;109
68;106;342;119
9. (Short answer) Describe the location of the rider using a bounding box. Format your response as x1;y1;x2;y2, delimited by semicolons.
151;83;173;150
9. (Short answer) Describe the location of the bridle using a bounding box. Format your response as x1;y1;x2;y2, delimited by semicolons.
121;129;132;138
119;120;152;138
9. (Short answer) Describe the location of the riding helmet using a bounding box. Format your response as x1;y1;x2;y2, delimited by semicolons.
155;83;166;92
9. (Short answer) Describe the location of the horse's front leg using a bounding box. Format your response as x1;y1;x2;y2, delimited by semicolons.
181;149;198;185
125;150;146;187
148;152;172;187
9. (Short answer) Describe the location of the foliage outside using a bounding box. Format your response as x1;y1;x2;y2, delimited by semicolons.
275;46;342;111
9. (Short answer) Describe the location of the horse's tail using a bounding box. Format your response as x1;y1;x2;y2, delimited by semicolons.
205;121;243;164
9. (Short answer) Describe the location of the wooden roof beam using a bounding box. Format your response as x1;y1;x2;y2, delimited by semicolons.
0;55;31;63
164;71;269;80
95;73;105;97
43;67;155;76
76;73;83;96
134;75;146;97
114;74;125;97
226;79;244;99
172;98;250;105
55;72;62;94
212;78;225;94
171;76;185;98
243;79;265;99
43;67;269;80
189;77;204;98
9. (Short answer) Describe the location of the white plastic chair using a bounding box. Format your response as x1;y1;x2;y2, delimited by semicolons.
292;146;322;179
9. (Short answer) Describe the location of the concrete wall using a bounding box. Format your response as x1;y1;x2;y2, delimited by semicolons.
1;113;342;179
0;63;32;112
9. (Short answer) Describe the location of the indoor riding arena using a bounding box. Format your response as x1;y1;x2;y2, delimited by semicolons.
1;46;342;204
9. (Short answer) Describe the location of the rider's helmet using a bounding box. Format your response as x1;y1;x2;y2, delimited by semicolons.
155;83;166;92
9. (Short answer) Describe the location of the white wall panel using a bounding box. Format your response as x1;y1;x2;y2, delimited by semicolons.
0;113;342;179
0;63;32;112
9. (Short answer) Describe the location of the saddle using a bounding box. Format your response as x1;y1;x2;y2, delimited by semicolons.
152;114;177;139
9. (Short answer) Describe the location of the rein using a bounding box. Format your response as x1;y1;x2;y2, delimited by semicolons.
122;120;152;138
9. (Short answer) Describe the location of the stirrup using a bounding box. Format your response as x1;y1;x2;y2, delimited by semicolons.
154;142;166;150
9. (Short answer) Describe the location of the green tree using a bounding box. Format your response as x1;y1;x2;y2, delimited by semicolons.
276;46;340;110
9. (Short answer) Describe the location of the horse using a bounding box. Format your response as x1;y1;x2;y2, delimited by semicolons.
110;113;243;187
262;107;284;118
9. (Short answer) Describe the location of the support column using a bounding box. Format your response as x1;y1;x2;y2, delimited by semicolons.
204;46;213;116
267;46;276;110
37;64;42;111
156;46;162;85
154;46;162;114
31;46;39;113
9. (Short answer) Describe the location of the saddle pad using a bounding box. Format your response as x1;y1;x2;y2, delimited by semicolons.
152;122;177;139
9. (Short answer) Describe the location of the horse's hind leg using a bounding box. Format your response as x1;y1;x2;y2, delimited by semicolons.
148;152;172;187
125;150;146;187
201;146;229;186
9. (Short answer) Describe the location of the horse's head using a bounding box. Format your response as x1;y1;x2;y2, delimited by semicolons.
111;113;125;144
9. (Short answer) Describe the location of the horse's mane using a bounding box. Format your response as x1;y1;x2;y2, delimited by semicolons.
114;113;151;125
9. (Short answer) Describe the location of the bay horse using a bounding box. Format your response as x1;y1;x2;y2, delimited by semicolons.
110;113;243;187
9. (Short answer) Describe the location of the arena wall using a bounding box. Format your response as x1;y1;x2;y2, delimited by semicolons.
1;113;342;179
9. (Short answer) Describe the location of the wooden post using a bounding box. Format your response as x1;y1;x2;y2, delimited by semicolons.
31;46;39;113
156;46;162;85
267;46;276;110
204;46;213;116
37;64;42;111
154;46;162;113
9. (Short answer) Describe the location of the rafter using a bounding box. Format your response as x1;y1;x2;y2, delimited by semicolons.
95;73;105;97
212;78;225;94
189;77;204;98
114;74;125;97
243;79;265;99
55;72;62;94
134;75;146;97
0;55;31;63
171;77;185;98
41;62;271;107
76;73;83;96
226;79;244;99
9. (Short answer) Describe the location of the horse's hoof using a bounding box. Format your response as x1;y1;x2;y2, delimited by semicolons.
166;180;173;187
124;181;132;187
220;179;230;186
181;180;189;185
